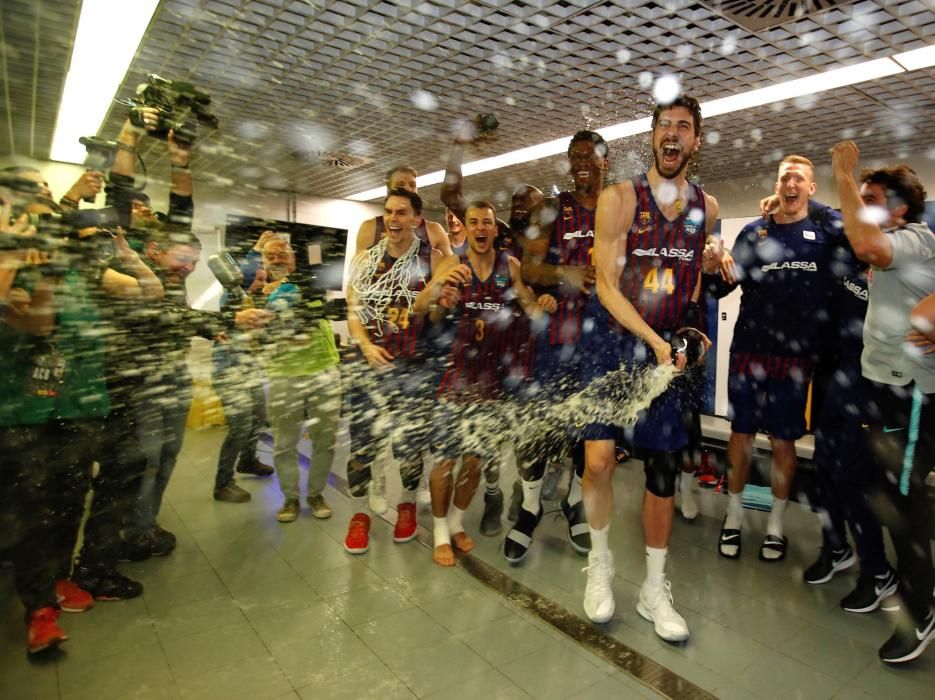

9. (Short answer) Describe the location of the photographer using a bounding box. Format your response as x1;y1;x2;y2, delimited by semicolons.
211;230;278;504
106;106;192;230
0;190;163;652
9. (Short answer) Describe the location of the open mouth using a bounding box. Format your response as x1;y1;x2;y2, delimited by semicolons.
474;235;488;245
782;192;799;207
661;143;681;167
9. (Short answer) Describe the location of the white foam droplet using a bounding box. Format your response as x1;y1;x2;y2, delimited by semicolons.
653;74;681;104
411;90;438;111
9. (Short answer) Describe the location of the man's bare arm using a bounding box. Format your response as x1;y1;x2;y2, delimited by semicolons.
831;140;894;268
354;218;377;257
426;220;454;258
440;142;468;223
594;183;671;365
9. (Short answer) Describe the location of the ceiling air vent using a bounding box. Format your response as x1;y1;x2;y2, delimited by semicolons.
700;0;858;32
320;152;374;170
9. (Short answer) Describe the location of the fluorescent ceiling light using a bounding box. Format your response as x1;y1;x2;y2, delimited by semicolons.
891;44;935;71
348;53;916;201
49;0;160;164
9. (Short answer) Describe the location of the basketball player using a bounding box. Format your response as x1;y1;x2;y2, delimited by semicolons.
579;96;721;642
502;130;608;563
343;188;455;554
429;200;556;565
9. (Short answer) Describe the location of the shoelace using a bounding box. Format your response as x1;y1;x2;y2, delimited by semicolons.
646;580;676;609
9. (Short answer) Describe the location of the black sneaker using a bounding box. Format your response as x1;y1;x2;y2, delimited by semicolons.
879;611;935;664
803;545;856;585
480;489;504;537
148;526;176;557
73;565;143;601
503;507;542;564
560;498;590;554
842;569;899;613
237;459;274;477
507;480;523;522
118;533;153;563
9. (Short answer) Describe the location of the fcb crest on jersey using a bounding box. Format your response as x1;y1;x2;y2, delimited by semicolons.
563;206;574;220
639;211;651;225
494;274;508;288
756;226;768;242
377;260;387;273
684;222;700;236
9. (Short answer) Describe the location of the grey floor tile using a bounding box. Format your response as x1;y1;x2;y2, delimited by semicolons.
269;625;382;689
456;615;555;666
737;649;846;700
418;588;515;634
215;553;300;592
300;560;385;597
162;620;269;679
174;654;293;700
57;641;174;700
779;624;877;683
498;642;611;700
142;569;230;614
715;598;810;649
0;653;60;700
54;606;159;663
422;668;530;700
228;573;319;611
151;596;248;643
567;674;660;700
294;660;415;700
241;597;344;648
847;654;935;700
652;620;771;679
380;635;494;698
327;584;415;627
353;606;451;663
648;645;727;694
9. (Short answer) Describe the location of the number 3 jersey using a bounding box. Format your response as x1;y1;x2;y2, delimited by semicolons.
615;174;707;332
437;251;524;400
366;238;433;359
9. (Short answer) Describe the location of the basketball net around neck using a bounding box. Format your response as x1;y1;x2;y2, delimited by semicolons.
350;236;425;337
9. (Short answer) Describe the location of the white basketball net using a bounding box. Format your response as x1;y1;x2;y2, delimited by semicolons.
349;237;426;337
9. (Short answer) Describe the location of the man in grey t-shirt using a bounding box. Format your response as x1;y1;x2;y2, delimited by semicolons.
832;140;935;665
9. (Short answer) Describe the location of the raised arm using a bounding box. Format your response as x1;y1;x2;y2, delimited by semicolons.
440;141;468;224
831;140;894;268
593;183;672;366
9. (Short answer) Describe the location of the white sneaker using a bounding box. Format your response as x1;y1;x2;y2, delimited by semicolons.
369;465;388;515
637;579;689;642
582;551;615;623
679;473;699;520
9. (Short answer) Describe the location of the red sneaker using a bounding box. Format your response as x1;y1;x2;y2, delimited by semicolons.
56;579;94;613
344;513;371;554
697;451;719;488
27;607;68;653
393;502;418;543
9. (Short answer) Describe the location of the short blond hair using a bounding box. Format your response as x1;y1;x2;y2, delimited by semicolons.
779;155;814;175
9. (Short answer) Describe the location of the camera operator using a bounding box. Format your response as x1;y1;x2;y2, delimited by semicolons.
210;230;279;504
0;188;163;652
105;106;192;230
105;224;270;563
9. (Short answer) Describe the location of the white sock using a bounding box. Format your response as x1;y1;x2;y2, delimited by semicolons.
399;487;416;505
767;497;787;538
680;472;698;517
567;472;583;506
433;516;450;546
724;491;744;530
351;495;368;513
522;478;542;516
645;546;667;586
447;506;466;535
589;524;610;555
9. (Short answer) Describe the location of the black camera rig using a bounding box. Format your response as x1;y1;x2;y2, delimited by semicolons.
123;74;219;145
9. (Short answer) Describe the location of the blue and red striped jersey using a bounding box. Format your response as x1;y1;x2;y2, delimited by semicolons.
437;251;524;401
545;191;595;345
367;239;433;359
616;175;707;332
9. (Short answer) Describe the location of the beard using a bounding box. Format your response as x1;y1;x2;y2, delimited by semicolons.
653;145;691;179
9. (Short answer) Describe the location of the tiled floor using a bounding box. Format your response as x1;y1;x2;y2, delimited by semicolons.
0;425;932;700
